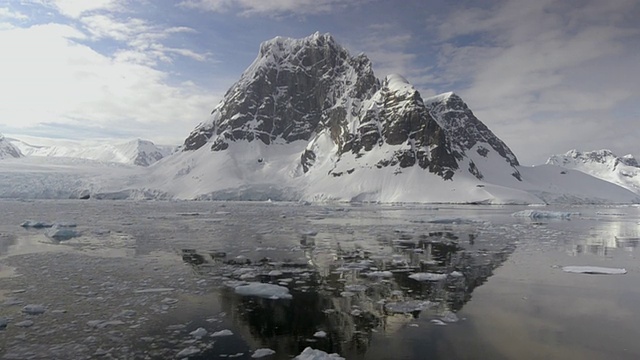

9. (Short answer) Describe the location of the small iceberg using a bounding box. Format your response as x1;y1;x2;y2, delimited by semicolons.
295;347;345;360
562;266;627;275
409;272;447;281
234;282;292;299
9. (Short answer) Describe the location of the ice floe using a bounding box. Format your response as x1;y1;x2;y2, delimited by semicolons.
252;348;276;358
409;272;447;281
295;347;345;360
512;210;578;219
562;266;627;275
234;282;292;299
211;329;234;337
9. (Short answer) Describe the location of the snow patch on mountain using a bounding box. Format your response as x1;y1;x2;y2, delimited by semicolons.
0;133;22;159
547;149;640;195
10;138;174;166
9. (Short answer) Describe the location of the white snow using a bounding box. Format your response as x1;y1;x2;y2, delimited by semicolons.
294;347;345;360
235;282;293;299
562;266;627;275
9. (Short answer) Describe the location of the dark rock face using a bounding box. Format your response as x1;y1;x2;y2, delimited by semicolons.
183;33;379;151
426;93;521;180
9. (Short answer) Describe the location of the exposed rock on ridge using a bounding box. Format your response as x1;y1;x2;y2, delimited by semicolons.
0;134;22;159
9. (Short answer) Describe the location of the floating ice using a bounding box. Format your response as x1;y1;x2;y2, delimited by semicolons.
20;220;53;228
409;272;447;281
440;311;459;323
235;283;292;299
176;346;201;358
252;348;276;358
562;266;627;275
313;330;327;338
190;327;207;339
384;300;432;314
22;304;46;315
431;319;447;326
295;347;345;360
46;223;80;241
133;288;175;293
211;329;234;337
15;320;34;328
512;210;578;219
364;271;393;278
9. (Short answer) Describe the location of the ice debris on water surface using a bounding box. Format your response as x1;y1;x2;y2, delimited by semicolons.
22;304;46;315
20;220;53;228
176;346;201;358
512;210;578;219
313;330;327;338
252;348;276;358
46;223;80;241
409;272;447;281
190;327;207;339
211;329;234;337
234;282;292;299
295;347;345;360
384;300;433;314
562;266;627;275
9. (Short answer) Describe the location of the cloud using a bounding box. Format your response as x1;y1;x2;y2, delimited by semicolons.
178;0;369;16
40;0;124;18
0;7;29;20
431;0;640;164
0;22;218;143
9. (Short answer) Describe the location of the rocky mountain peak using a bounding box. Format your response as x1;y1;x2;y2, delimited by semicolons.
425;92;521;180
549;149;639;170
183;32;379;152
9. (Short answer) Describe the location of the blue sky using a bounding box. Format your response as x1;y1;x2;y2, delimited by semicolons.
0;0;638;165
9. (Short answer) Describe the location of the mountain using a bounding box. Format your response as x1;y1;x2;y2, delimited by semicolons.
144;33;638;204
10;138;174;166
547;149;640;194
0;133;22;159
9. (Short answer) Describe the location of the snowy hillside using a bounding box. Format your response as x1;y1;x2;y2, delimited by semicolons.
0;133;22;159
10;138;174;166
547;149;640;195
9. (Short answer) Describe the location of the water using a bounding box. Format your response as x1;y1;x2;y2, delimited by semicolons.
0;200;639;359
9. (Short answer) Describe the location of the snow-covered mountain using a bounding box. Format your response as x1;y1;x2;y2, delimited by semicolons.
142;33;639;204
547;149;640;195
0;33;637;204
0;133;22;159
10;138;174;166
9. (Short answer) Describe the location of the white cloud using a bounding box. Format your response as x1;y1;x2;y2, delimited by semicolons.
41;0;124;18
0;23;217;143
432;0;640;164
178;0;368;16
0;7;29;20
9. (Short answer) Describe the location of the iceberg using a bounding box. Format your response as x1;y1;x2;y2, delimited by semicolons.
562;266;626;275
234;282;292;299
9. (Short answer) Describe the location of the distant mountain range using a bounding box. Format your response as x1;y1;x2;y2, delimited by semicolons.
0;133;22;159
547;149;640;195
0;33;638;204
7;137;174;167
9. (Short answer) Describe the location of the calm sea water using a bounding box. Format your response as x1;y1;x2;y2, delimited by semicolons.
0;200;639;359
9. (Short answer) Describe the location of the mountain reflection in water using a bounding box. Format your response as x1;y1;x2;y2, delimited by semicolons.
181;227;516;359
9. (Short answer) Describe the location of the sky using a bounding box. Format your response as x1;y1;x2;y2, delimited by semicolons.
0;0;638;165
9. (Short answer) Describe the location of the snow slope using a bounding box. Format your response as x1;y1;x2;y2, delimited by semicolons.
0;133;22;159
10;137;174;166
547;149;640;195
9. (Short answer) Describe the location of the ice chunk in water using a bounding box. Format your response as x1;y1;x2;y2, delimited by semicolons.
409;272;447;281
384;300;432;314
211;329;234;337
234;282;292;299
562;266;626;275
252;348;276;358
295;347;345;360
46;224;80;241
512;210;577;219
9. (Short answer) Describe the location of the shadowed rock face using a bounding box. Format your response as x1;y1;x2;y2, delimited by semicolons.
182;33;519;181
